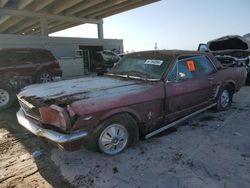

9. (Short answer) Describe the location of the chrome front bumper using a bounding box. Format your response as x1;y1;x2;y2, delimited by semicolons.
16;109;88;143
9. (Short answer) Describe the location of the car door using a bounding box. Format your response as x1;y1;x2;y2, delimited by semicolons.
0;50;25;77
164;54;217;122
12;50;39;76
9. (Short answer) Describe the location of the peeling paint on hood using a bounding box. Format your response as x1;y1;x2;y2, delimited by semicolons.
18;76;151;105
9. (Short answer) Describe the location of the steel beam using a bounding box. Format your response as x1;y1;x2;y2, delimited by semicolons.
52;0;83;14
0;16;24;32
27;0;54;12
6;19;38;34
40;18;48;36
94;0;159;18
0;8;103;24
97;22;103;39
77;0;129;17
17;0;34;9
64;0;106;15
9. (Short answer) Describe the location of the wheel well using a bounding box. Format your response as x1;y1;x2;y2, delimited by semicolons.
227;82;236;93
97;112;142;136
35;69;51;76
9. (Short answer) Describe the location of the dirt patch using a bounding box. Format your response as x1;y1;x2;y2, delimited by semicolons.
0;135;16;155
72;174;94;188
189;123;209;128
198;115;217;122
241;153;250;159
173;153;183;162
0;106;73;188
112;167;119;174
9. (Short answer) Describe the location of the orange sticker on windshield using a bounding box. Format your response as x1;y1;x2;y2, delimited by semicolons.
186;60;195;72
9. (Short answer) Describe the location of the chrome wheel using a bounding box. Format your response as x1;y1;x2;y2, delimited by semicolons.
39;73;52;83
220;90;230;108
0;89;10;107
98;124;128;155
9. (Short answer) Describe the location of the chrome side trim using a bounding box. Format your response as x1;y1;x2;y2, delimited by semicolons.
16;109;88;143
214;85;220;98
145;103;217;139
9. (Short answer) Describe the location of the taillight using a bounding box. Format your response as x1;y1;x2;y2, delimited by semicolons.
53;59;60;65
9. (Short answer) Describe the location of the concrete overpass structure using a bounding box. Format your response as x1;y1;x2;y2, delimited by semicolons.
0;0;160;76
0;0;159;38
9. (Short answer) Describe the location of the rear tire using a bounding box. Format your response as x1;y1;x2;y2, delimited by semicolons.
0;84;15;110
35;71;52;83
216;85;233;111
86;114;139;155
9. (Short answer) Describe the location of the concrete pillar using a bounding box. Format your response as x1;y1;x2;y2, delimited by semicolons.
97;22;103;39
40;18;48;36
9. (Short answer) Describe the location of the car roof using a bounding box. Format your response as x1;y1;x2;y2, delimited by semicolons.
124;50;223;69
127;50;208;57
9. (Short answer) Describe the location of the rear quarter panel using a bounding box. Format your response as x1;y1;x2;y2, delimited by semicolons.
215;66;246;92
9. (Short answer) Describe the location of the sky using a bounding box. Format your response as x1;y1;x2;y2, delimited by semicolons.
50;0;250;52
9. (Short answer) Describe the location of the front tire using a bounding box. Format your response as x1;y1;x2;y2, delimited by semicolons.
86;114;139;155
0;85;15;110
216;86;233;111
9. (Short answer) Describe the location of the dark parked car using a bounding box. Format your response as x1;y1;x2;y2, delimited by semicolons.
0;48;62;110
95;50;120;75
198;35;250;84
16;50;246;155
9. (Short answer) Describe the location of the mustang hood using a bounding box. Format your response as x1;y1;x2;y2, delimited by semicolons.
207;35;250;58
208;35;250;51
18;76;151;105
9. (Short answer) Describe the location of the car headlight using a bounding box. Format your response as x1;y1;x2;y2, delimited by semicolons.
59;112;67;130
39;105;71;131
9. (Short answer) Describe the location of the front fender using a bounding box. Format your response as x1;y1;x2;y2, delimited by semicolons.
71;107;142;132
96;107;142;126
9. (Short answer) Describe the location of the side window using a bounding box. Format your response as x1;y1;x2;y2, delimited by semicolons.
190;56;215;77
167;55;215;82
178;60;193;80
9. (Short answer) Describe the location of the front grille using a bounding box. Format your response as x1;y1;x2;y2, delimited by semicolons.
18;98;41;121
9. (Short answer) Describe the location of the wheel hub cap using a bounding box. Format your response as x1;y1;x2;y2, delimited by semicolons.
99;124;128;155
221;90;230;108
0;89;10;107
40;73;51;83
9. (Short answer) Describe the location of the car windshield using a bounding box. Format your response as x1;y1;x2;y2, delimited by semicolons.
107;54;173;80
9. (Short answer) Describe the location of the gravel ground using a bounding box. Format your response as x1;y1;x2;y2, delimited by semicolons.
0;87;250;188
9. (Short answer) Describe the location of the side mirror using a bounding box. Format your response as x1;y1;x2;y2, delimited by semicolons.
178;72;187;81
198;43;209;52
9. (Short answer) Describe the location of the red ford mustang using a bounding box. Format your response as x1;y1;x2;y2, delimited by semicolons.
16;50;246;155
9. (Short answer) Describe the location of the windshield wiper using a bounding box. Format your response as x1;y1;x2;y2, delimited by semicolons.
105;73;129;78
126;71;154;78
106;71;160;81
